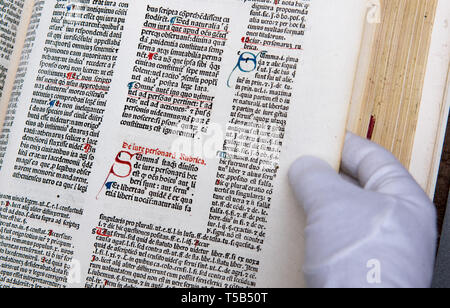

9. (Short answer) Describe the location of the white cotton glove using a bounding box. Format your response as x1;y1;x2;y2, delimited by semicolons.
289;132;437;288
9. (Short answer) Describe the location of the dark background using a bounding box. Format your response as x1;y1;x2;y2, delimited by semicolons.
434;115;450;243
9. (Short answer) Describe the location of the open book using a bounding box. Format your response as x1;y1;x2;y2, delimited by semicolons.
0;0;446;288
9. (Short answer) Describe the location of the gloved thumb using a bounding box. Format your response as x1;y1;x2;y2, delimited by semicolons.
288;156;356;215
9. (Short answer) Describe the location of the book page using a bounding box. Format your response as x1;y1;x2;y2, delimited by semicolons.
347;1;379;134
0;0;367;288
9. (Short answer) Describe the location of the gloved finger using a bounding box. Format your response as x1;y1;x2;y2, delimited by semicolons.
339;172;360;186
341;132;426;199
289;156;354;214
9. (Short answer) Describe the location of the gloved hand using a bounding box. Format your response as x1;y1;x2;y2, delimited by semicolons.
289;132;437;288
